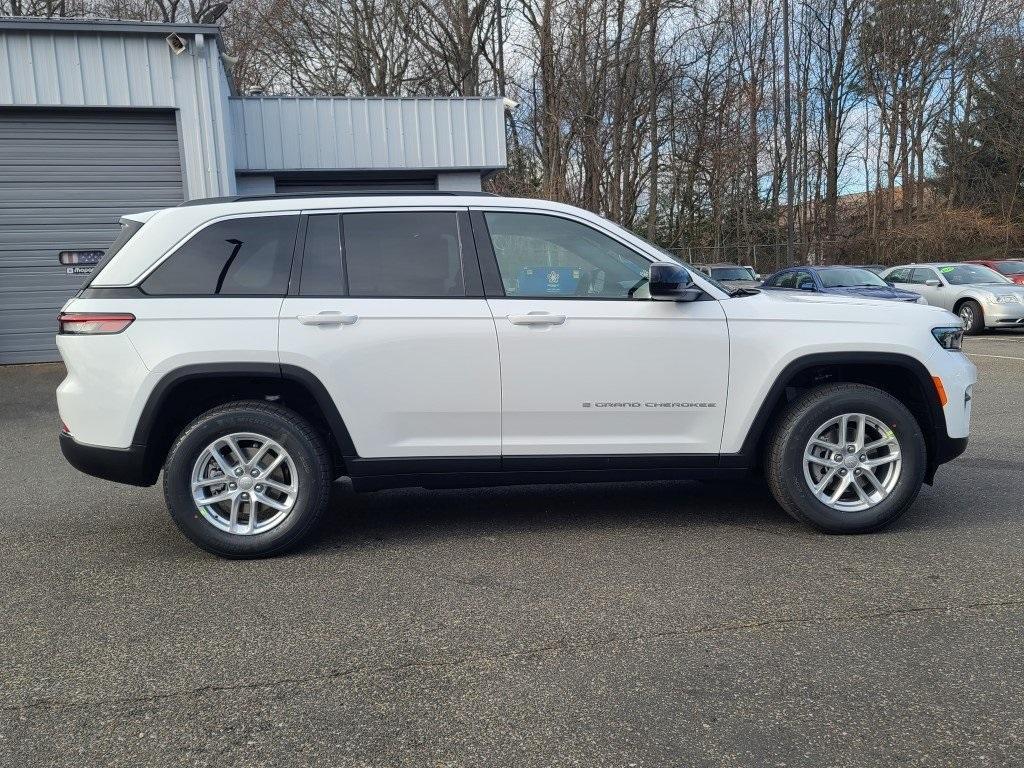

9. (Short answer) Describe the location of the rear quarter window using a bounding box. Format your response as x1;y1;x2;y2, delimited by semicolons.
142;215;298;296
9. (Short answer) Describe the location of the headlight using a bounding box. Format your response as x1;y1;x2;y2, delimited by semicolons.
932;326;964;350
990;293;1020;304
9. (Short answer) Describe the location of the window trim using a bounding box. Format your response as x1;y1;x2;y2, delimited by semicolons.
293;207;483;300
472;208;660;301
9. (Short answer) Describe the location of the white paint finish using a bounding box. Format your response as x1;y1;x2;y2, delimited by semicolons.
56;330;151;448
56;296;282;447
488;298;730;454
719;290;976;450
279;298;501;457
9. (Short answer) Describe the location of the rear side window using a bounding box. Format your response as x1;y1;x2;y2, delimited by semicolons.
342;211;465;297
142;215;298;296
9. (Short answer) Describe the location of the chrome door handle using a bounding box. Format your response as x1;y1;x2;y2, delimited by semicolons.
297;312;358;326
507;313;566;326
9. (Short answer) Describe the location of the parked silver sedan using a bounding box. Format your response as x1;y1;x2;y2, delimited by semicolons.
882;262;1024;334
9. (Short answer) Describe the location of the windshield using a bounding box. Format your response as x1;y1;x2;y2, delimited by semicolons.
711;266;754;281
992;260;1024;276
940;264;1010;285
818;268;888;288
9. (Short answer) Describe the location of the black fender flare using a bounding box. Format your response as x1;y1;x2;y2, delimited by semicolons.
132;362;359;458
724;351;950;478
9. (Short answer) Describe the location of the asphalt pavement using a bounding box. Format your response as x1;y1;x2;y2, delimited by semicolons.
1;334;1022;767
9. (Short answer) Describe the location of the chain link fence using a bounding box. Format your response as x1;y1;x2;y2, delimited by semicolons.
664;241;917;277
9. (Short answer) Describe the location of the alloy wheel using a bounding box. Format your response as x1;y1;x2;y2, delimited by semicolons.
190;432;298;535
802;413;902;512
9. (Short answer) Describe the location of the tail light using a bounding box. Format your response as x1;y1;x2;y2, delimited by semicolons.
58;312;135;335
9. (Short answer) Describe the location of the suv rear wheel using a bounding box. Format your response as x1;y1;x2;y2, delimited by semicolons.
765;383;927;533
163;400;332;558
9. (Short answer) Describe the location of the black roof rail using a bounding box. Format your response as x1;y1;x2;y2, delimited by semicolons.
178;190;498;207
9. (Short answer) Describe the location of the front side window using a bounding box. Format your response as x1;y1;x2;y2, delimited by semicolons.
143;215;298;296
343;211;465;297
484;212;651;298
910;268;939;285
793;270;814;289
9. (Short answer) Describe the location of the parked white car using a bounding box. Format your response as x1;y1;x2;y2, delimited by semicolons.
57;193;975;556
882;262;1024;334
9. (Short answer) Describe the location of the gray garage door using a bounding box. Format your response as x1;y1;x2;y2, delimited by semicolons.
0;108;184;364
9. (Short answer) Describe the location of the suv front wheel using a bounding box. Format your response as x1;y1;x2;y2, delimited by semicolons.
163;401;332;558
765;383;927;533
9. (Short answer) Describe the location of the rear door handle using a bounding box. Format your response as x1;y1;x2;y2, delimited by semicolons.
297;311;358;326
507;313;566;326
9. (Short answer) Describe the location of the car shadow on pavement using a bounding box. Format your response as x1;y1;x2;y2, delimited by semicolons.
310;476;809;552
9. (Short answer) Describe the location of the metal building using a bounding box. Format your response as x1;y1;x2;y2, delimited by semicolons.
0;17;507;363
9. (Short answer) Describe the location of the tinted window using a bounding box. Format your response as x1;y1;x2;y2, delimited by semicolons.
343;211;465;297
484;212;651;298
300;214;345;296
143;215;298;296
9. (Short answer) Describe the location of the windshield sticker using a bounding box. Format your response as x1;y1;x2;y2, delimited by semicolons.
940;267;955;273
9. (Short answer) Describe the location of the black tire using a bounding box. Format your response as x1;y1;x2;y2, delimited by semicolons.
958;299;984;335
764;383;927;534
163;400;332;558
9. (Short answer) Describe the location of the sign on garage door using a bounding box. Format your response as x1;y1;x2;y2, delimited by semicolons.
0;108;183;364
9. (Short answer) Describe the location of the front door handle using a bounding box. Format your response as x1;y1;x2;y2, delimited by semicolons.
297;311;358;326
507;312;566;326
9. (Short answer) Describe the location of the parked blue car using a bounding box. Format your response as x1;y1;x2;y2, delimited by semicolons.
761;266;924;303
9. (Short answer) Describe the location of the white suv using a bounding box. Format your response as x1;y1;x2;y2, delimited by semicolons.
57;193;976;557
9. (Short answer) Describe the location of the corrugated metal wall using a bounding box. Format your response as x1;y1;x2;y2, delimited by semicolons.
0;25;235;199
0;108;184;363
230;97;506;173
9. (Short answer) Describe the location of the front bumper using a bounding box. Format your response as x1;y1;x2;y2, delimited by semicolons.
59;432;157;487
985;302;1024;326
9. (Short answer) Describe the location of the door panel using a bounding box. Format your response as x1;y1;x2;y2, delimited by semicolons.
280;298;500;457
486;297;729;455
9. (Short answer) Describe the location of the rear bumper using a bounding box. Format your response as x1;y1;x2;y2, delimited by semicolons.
59;432;157;487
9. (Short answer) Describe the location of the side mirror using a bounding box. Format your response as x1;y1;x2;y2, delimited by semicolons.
925;279;941;287
649;263;702;302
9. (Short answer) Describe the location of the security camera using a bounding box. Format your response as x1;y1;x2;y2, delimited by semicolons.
502;97;519;110
166;33;189;56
